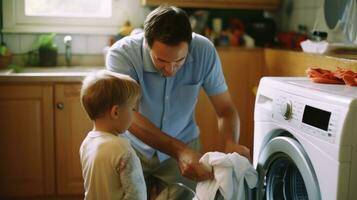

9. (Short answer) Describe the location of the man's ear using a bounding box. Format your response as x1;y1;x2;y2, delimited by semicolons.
110;105;120;119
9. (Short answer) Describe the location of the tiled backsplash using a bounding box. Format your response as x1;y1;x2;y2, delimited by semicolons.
287;0;323;32
4;33;112;55
267;0;323;33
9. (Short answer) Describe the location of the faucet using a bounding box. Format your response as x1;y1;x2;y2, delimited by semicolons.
64;35;72;66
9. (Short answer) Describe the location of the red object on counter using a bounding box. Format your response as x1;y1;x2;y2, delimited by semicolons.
333;68;357;86
229;18;245;46
277;32;307;50
306;67;357;86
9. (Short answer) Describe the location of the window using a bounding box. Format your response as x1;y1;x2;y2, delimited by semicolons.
2;0;150;35
25;0;111;18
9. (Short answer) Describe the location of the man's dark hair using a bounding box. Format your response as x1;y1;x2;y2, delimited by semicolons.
144;5;192;47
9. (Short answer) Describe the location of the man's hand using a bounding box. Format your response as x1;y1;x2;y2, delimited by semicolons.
225;142;252;162
177;147;213;182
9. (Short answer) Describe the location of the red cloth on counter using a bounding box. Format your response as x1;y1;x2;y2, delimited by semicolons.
306;67;357;86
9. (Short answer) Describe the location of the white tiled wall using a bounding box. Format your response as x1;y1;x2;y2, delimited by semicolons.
288;0;324;32
4;33;115;55
267;0;324;33
87;35;109;55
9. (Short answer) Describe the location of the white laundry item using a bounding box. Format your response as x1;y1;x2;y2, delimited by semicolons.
300;39;329;54
300;39;357;54
194;152;258;200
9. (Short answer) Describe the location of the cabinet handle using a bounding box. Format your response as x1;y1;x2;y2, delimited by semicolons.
56;102;64;110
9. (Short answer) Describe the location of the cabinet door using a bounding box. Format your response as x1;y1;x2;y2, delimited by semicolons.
0;84;55;197
55;84;92;195
196;48;264;153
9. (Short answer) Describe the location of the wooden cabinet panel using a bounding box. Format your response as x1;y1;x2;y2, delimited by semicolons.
0;84;55;197
55;84;92;195
264;48;357;76
0;82;106;198
196;47;264;153
142;0;280;9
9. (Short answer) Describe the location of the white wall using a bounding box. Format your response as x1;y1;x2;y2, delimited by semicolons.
266;0;324;33
270;0;357;43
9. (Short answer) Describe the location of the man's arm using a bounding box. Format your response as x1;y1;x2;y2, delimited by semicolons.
209;91;251;161
129;112;213;181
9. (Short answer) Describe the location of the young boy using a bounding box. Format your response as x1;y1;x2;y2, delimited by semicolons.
79;70;146;200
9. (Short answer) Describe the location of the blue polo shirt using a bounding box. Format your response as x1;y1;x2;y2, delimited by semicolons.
106;33;227;161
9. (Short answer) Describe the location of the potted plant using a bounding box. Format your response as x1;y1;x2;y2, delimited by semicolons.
0;44;12;69
36;33;58;66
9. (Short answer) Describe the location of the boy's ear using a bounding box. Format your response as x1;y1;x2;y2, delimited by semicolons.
110;105;120;119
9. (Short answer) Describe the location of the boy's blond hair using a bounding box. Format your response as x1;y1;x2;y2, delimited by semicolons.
80;70;141;120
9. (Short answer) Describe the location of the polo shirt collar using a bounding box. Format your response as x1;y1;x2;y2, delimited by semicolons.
142;40;157;72
141;39;194;73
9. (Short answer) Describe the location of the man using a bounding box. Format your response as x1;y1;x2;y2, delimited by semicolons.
106;5;250;199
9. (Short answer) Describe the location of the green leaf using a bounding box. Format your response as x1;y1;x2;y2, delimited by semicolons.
35;33;58;50
23;50;39;66
0;45;8;56
8;64;24;73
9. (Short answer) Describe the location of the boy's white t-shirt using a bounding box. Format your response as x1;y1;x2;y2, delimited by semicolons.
80;131;146;200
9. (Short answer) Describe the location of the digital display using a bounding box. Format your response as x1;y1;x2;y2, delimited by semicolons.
302;105;331;131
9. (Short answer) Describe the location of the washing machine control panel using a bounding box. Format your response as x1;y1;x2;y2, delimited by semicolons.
274;94;340;144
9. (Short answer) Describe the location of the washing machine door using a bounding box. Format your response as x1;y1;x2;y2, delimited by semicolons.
256;136;321;200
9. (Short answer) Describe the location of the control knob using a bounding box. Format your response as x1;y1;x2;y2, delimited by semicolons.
281;100;293;120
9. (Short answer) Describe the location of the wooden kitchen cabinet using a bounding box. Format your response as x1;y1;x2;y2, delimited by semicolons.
0;83;91;199
196;47;264;153
55;84;91;195
142;0;280;10
264;48;357;76
0;84;55;198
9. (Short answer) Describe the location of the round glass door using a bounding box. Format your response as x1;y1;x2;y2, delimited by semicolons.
265;154;308;200
256;136;320;200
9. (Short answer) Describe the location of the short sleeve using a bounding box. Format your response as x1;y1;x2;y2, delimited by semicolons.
202;43;228;96
106;40;139;81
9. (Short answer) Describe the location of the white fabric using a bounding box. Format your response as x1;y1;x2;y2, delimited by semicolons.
300;39;357;54
194;152;258;200
80;131;146;200
300;39;329;54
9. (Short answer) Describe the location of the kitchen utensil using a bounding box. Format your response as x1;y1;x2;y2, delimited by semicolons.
166;182;198;200
246;18;276;47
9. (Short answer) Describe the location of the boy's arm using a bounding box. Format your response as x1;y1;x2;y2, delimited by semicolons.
118;151;147;200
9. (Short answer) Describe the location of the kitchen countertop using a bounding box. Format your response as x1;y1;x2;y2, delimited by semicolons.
1;48;357;82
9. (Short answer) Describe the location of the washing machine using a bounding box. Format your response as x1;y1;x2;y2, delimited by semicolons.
253;77;357;200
